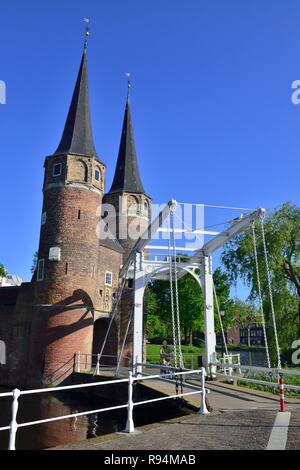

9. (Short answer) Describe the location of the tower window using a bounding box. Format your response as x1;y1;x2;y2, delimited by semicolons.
128;278;134;289
105;271;113;286
95;169;101;182
78;210;81;220
53;163;62;177
37;259;45;281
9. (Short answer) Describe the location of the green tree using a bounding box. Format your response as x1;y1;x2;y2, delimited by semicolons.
177;272;203;346
221;202;300;360
146;264;234;347
31;251;38;274
213;267;234;334
0;263;7;277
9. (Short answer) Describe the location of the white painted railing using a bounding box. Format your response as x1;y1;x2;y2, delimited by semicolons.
211;362;300;391
74;352;130;374
0;367;207;450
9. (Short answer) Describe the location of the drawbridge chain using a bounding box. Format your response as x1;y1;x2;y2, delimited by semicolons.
251;221;271;369
260;215;281;369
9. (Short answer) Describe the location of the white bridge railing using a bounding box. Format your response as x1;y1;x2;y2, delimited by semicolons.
74;352;130;375
210;362;300;392
0;367;207;450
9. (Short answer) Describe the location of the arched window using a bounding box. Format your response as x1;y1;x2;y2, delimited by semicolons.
128;195;139;215
68;159;88;182
94;167;101;182
53;162;62;177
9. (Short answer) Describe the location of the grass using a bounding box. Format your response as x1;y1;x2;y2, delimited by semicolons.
146;343;205;368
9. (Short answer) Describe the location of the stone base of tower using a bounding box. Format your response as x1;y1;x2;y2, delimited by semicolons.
27;304;94;388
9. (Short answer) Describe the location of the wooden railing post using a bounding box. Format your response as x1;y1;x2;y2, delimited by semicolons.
199;367;209;415
8;388;20;450
95;354;100;375
76;351;81;373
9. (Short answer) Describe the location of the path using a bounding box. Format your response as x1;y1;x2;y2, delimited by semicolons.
50;377;300;450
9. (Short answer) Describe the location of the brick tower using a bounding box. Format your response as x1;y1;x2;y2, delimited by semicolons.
29;40;106;386
104;83;152;363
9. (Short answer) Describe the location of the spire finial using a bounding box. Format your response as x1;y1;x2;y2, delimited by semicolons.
125;72;131;102
83;18;90;52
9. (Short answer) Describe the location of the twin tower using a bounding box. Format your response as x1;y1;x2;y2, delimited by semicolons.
29;42;152;386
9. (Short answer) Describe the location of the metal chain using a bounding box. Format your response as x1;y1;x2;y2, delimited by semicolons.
251;222;271;369
115;309;133;376
260;216;281;369
170;211;184;369
168;218;178;368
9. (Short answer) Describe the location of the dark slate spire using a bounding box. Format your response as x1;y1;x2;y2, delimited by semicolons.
108;86;145;194
53;41;97;157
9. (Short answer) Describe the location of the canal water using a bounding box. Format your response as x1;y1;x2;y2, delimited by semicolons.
0;386;192;450
230;350;267;367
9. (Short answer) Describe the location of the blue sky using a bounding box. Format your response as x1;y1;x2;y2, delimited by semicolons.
0;0;299;282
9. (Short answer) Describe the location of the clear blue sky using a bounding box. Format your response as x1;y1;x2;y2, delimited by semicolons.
0;0;299;281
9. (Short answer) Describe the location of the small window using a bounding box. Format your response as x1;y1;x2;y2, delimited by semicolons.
37;259;45;281
128;278;134;289
144;201;148;210
95;169;101;182
53;163;62;177
78;210;81;220
41;212;47;225
105;271;113;286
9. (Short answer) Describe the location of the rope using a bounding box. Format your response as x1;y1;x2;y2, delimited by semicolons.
168;219;178;368
115;309;133;376
212;280;228;356
170;211;184;369
260;216;281;369
97;263;131;366
251;222;271;369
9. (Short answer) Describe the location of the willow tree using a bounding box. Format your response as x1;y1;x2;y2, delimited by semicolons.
0;264;7;277
221;202;300;361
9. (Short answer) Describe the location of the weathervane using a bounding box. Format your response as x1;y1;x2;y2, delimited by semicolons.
83;18;90;50
125;72;131;99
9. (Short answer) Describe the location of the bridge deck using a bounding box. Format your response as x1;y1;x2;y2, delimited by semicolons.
52;370;300;450
50;407;300;451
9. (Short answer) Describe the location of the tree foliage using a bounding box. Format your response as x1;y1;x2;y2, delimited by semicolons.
0;263;7;277
146;265;233;346
221;202;300;362
31;251;38;274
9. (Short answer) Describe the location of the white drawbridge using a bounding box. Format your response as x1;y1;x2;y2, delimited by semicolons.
117;200;267;376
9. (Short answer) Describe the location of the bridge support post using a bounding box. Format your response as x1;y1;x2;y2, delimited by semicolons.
124;371;135;433
199;367;210;415
201;255;216;377
133;252;145;376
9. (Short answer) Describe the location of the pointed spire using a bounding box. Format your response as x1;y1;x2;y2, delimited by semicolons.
108;80;145;194
53;30;97;157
